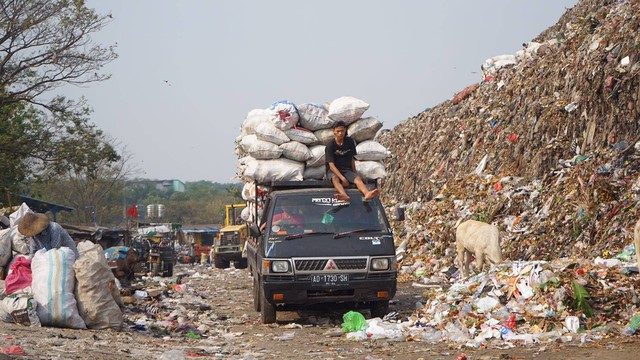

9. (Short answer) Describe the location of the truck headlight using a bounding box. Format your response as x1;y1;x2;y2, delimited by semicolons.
271;260;290;273
371;258;389;271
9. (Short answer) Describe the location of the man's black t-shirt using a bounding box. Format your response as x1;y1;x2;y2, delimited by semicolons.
326;136;357;173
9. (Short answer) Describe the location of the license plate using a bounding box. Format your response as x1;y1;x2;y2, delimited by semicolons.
311;274;349;286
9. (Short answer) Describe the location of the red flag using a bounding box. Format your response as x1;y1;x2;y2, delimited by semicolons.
127;204;138;219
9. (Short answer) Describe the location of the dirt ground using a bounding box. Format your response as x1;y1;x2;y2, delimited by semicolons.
1;264;639;360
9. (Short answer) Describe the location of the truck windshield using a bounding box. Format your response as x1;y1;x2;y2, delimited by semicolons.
268;192;390;236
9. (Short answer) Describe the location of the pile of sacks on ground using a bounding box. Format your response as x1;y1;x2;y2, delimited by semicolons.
0;203;123;330
235;96;391;184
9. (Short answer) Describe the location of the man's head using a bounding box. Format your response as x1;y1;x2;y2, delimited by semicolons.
17;212;50;237
332;120;347;141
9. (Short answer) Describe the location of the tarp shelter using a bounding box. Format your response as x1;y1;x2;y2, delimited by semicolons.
18;194;74;221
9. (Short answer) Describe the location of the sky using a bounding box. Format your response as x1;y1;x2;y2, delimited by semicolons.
60;0;578;183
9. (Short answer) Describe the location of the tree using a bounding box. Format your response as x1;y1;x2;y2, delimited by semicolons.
0;0;117;113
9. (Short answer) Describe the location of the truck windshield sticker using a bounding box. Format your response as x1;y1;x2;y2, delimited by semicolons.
311;197;350;206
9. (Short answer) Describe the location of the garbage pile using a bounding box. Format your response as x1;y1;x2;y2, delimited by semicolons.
379;0;640;261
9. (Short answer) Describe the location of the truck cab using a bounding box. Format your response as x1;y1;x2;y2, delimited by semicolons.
246;181;397;324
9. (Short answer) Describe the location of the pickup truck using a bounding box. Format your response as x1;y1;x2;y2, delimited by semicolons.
246;180;399;323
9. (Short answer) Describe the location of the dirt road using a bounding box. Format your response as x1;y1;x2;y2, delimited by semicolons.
1;264;639;359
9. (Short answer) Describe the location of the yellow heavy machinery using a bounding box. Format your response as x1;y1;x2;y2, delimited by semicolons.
213;203;248;269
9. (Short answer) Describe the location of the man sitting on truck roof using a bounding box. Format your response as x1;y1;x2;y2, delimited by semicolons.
326;120;379;201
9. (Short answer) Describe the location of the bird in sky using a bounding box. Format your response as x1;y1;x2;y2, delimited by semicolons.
163;80;172;86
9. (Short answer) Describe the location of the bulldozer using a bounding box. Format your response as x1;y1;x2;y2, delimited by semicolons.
212;203;248;269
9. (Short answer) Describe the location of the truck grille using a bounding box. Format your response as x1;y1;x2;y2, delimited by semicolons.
294;258;368;271
220;233;237;246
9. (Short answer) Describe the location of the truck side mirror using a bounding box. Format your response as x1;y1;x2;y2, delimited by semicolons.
393;206;405;221
249;223;261;237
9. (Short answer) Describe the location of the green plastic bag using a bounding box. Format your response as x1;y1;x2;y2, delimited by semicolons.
341;310;367;332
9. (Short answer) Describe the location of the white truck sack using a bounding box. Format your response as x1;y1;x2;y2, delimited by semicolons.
243;158;304;182
255;122;289;145
239;134;258;153
74;242;123;330
348;117;383;142
328;96;369;124
284;128;318;144
355;140;390;161
242;109;273;135
306;145;326;167
280;141;313;162
355;160;387;180
303;166;326;180
298;103;334;130
242;182;256;201
32;247;86;329
249;139;283;160
314;128;336;146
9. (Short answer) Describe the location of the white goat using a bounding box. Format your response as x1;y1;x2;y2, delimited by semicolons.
456;219;502;277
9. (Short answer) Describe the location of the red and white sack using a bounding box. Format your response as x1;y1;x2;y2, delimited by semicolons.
31;247;86;329
269;100;298;131
348;117;383;142
280;141;313;162
355;140;390;161
328;96;369;124
255;122;289;145
298;103;334;130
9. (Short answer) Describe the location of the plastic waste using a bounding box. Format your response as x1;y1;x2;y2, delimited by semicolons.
565;316;579;333
158;349;185;360
341;310;367;332
621;314;640;336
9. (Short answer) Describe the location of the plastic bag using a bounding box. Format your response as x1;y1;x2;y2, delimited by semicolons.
341;310;367;332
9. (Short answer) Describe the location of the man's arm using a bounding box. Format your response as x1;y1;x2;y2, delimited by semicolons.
58;226;80;258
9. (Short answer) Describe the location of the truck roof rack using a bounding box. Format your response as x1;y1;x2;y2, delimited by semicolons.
256;179;378;192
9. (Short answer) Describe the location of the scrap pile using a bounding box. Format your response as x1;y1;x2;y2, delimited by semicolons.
380;0;640;262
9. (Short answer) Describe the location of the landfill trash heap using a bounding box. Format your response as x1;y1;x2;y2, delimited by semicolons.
379;0;640;262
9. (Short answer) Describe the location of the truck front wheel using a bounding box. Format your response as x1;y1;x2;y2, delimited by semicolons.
260;286;276;324
236;258;248;269
213;254;230;269
370;300;389;318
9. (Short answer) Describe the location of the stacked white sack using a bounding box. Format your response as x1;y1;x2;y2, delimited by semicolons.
235;97;391;183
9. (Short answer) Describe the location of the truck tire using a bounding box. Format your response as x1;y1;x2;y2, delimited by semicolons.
213;254;230;269
151;262;159;277
253;277;261;312
236;258;248;269
370;300;389;318
260;286;276;324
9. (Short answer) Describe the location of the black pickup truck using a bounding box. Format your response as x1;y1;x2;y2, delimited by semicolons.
246;181;399;323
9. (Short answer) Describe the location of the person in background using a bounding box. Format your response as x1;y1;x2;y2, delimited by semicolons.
325;120;379;201
17;212;80;258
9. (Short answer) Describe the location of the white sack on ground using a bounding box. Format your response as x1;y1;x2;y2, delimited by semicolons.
244;158;304;182
356;160;387;180
328;96;369;124
298;103;334;130
304;166;326;180
280;141;313;162
355;140;391;161
9;203;31;255
242;109;273;135
248;139;283;160
0;229;11;267
0;294;41;326
284;128;318;144
269;100;298;130
348;117;383;143
306;145;326;167
314;129;335;146
239;134;258;153
32;247;86;329
255;122;289;145
74;242;123;330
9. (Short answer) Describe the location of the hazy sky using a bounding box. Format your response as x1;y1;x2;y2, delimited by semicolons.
61;0;577;183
